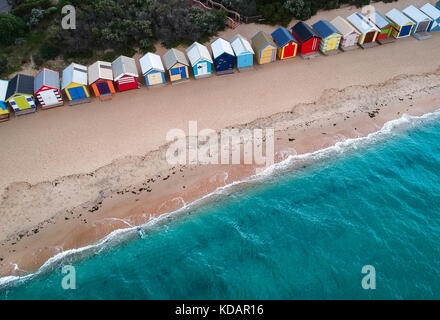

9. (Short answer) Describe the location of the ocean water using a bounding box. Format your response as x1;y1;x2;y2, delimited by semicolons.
1;111;440;300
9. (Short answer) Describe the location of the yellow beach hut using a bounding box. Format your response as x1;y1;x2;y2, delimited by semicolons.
5;74;36;116
163;48;190;82
251;31;278;65
62;63;91;106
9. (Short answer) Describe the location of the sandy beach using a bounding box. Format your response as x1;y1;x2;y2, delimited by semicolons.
0;0;440;278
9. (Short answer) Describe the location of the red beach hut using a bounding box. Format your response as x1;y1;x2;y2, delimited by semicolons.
291;22;321;56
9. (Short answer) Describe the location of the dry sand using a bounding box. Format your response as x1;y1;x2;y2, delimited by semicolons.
0;0;440;277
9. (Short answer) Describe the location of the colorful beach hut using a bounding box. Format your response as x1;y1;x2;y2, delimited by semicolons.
291;22;321;56
420;3;440;32
312;20;342;53
251;31;278;65
34;68;63;109
346;13;379;45
0;80;10;122
139;53;166;87
386;9;415;38
88;61;115;100
230;34;254;70
368;11;394;40
186;42;213;79
61;63;91;106
330;16;360;50
211;38;235;75
5;74;36;116
271;27;298;60
403;5;433;34
163;49;189;82
112;56;139;92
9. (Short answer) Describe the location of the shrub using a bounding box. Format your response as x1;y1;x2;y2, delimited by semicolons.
39;39;60;60
0;13;27;45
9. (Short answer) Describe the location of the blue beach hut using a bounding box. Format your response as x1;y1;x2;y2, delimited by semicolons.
420;3;440;32
186;42;213;79
211;38;236;75
140;53;166;87
230;34;254;70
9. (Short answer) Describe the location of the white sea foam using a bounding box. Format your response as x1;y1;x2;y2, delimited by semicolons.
1;109;439;290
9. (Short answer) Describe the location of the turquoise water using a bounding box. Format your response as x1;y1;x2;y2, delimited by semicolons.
1;112;440;299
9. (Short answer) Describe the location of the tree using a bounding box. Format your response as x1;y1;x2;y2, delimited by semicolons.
0;13;27;45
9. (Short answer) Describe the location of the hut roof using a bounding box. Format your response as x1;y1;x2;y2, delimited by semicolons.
251;31;278;52
6;74;34;100
312;20;341;38
420;3;440;20
271;27;297;47
34;68;60;93
330;16;360;37
291;22;321;42
88;61;113;85
403;5;432;23
186;42;213;66
112;56;139;81
368;11;392;29
230;34;254;56
211;38;235;59
386;8;414;26
139;53;165;75
62;63;88;90
0;79;8;102
347;13;380;34
163;48;189;70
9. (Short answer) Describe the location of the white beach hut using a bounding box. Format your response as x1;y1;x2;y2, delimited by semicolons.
420;3;440;31
386;9;415;38
403;5;433;34
139;53;166;87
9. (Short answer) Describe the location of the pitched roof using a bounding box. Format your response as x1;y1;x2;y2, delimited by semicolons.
291;21;321;42
420;3;440;20
403;5;433;23
5;74;34;100
386;8;414;26
186;42;213;66
346;12;380;34
312;20;341;38
271;27;297;47
163;48;189;70
112;56;139;81
211;38;235;59
368;11;392;29
62;63;88;90
251;31;278;52
230;34;254;56
139;53;165;75
34;68;60;93
88;61;113;85
330;16;360;37
0;79;8;102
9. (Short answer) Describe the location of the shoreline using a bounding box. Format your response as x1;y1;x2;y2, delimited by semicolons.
1;68;440;279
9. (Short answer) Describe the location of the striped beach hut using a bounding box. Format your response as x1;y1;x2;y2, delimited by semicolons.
112;56;139;92
386;9;415;38
0;80;10;122
231;34;254;70
271;27;298;59
139;53;166;87
330;16;360;50
5;74;36;116
163;49;189;82
368;11;394;40
88;61;115;100
251;31;278;64
211;38;235;75
312;20;342;53
403;5;433;34
186;42;213;79
34;68;63;109
420;3;440;32
61;63;91;106
347;13;380;45
291;22;321;56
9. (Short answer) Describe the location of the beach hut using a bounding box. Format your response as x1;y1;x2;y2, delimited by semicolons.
5;74;36;116
346;13;380;46
112;56;139;92
368;11;394;41
34;68;63;109
163;48;190;82
211;38;235;75
61;63;91;106
251;31;278;64
88;61;115;100
403;5;433;34
230;34;254;70
271;27;298;59
312;20;342;54
0;80;10;122
186;42;213;79
420;3;440;31
386;9;415;38
139;53;166;87
330;16;360;50
291;22;321;56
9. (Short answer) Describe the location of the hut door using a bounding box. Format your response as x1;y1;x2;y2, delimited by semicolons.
416;21;429;33
39;90;58;105
197;62;208;75
364;32;375;43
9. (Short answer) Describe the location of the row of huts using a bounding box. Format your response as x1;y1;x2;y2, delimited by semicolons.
1;3;439;122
